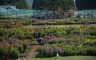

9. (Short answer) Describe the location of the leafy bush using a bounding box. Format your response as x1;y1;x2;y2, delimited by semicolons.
9;48;20;59
0;28;34;40
37;47;62;57
36;46;96;57
84;47;96;56
0;47;20;59
18;46;24;53
0;47;8;58
18;44;28;53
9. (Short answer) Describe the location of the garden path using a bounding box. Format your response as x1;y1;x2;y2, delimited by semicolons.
25;45;40;60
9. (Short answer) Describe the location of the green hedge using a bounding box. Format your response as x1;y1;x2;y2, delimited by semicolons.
9;48;20;59
0;47;20;59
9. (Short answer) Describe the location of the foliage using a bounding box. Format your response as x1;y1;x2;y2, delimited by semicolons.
0;47;8;58
9;48;20;59
0;47;20;59
16;0;29;9
33;0;74;14
0;0;29;9
0;19;96;58
37;45;96;57
18;44;28;53
0;28;34;40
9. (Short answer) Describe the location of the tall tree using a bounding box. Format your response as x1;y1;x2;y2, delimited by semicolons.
16;0;29;9
0;0;29;9
0;0;19;5
32;0;74;13
44;0;74;11
0;0;8;5
75;0;96;10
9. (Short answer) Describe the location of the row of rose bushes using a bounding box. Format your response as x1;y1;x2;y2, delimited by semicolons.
0;18;96;28
36;45;96;57
0;28;34;40
29;18;96;25
0;47;19;59
0;44;28;60
38;25;96;45
38;25;96;37
0;19;33;28
0;25;96;42
0;39;32;59
41;35;96;46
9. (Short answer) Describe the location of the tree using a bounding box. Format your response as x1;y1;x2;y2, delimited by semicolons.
16;0;29;9
0;0;8;5
32;0;74;14
44;0;74;13
75;0;96;10
0;0;29;9
0;0;19;5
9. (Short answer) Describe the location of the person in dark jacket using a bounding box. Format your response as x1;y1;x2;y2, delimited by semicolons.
37;37;43;44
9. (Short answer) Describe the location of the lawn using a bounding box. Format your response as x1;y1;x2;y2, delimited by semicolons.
31;56;96;60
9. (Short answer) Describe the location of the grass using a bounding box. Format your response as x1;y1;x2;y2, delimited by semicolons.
31;56;96;60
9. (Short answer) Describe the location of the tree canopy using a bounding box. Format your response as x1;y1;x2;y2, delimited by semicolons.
0;0;29;9
43;0;74;11
16;0;29;9
32;0;74;14
75;0;96;10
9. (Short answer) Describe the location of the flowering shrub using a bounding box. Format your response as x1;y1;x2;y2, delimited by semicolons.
37;47;64;57
0;28;34;40
9;48;20;59
0;47;19;59
36;45;96;57
0;47;8;58
42;36;64;43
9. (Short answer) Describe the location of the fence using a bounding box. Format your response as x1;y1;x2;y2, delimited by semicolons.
0;7;33;18
0;6;64;19
74;10;96;19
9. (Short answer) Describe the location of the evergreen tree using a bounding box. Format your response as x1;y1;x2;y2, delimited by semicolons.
0;0;29;9
16;0;29;9
32;0;74;14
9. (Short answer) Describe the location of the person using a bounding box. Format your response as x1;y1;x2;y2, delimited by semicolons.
37;37;43;44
